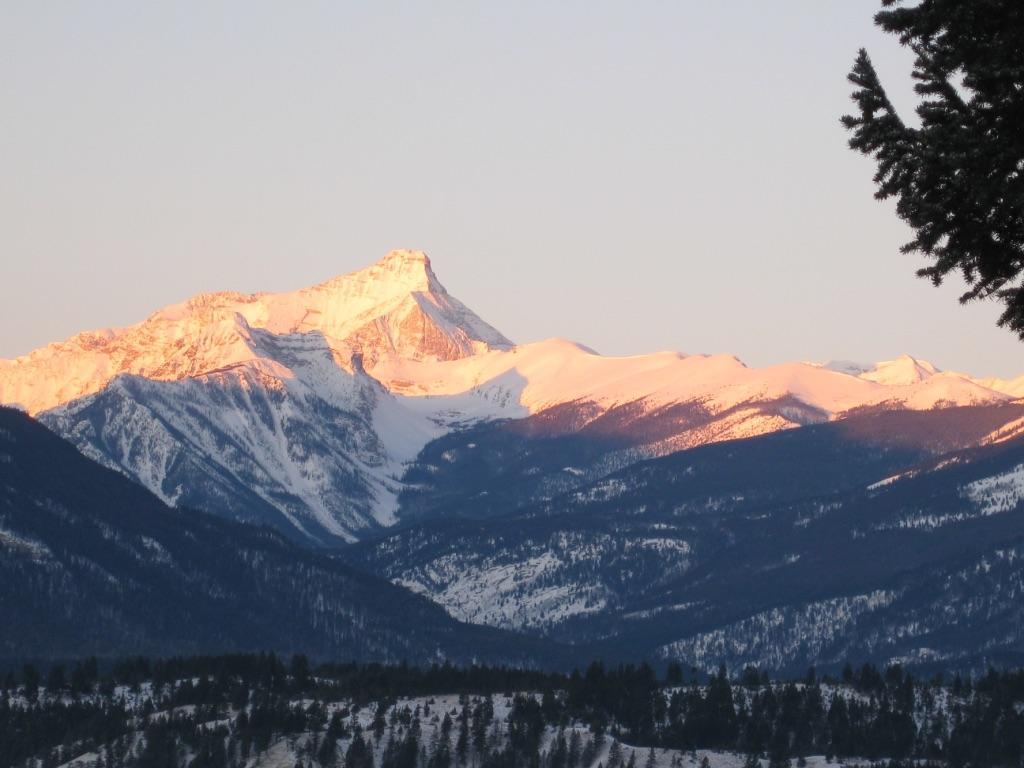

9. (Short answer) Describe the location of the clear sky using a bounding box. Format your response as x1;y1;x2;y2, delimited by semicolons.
3;2;1021;377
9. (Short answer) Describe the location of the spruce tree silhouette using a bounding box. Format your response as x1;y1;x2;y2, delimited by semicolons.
843;0;1024;335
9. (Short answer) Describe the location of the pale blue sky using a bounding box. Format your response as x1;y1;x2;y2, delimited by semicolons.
3;2;1021;377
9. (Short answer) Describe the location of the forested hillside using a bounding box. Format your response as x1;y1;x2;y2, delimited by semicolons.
3;654;1022;768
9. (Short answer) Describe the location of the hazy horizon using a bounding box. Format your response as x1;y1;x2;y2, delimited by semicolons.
4;2;1022;377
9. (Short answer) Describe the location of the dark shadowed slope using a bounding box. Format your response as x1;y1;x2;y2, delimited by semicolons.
351;406;1024;673
0;407;567;666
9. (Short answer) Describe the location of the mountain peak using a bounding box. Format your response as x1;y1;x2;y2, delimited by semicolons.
305;249;509;366
379;248;432;269
316;249;439;296
0;250;510;414
365;249;437;290
860;354;939;386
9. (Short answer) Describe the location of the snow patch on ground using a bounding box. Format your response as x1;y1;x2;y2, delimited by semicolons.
962;463;1024;516
658;590;895;671
0;526;51;559
396;551;609;629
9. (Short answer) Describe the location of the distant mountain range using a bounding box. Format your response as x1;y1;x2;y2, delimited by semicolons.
2;250;1024;672
2;249;1022;543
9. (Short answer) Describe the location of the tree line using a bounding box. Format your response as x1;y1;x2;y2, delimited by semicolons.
3;654;1024;768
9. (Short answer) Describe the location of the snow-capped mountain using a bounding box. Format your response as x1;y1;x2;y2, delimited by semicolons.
858;353;939;385
822;353;1024;396
1;251;516;541
0;249;509;416
1;250;1021;542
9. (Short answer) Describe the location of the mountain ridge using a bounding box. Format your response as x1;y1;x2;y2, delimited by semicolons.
3;249;1023;542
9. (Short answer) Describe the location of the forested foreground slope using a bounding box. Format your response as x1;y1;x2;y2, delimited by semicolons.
2;655;1023;768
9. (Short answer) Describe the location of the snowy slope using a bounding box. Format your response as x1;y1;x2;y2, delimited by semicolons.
376;342;1009;419
40;687;856;768
858;354;939;385
38;326;475;541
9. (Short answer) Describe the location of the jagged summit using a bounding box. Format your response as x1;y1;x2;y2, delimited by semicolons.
0;250;510;414
380;248;432;267
371;248;435;278
296;249;512;366
318;249;439;295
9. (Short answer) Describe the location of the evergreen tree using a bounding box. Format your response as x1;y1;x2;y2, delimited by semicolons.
21;664;40;700
372;702;388;745
137;725;177;768
567;731;582;768
455;702;469;766
665;663;683;687
581;735;599;768
428;737;451;768
606;740;623;768
740;667;762;690
345;728;375;768
548;731;568;768
290;655;312;692
842;0;1024;336
70;659;98;696
319;711;346;767
471;696;492;756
